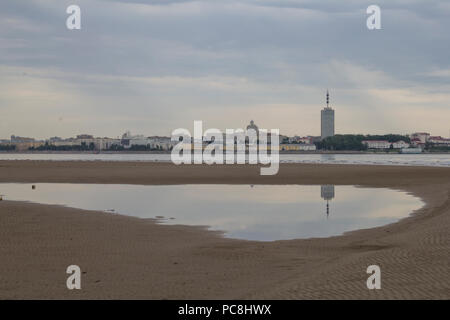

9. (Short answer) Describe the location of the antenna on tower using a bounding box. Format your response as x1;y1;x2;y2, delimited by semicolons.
326;89;330;108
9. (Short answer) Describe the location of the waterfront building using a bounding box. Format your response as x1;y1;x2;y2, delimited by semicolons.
410;138;426;149
391;140;410;149
120;131;175;150
96;138;121;150
76;134;94;140
410;132;430;144
120;131;149;148
51;138;80;147
148;136;176;150
362;140;391;149
279;144;316;151
428;136;450;146
10;135;35;143
287;136;314;144
10;135;45;150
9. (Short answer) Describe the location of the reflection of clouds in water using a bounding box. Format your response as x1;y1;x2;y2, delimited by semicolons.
0;183;423;241
179;184;320;204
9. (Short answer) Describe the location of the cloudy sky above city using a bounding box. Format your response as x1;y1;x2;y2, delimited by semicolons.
1;0;449;139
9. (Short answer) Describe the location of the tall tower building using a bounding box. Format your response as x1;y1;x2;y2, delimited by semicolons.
321;90;335;140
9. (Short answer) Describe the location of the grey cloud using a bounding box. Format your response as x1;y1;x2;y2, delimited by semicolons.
0;0;449;138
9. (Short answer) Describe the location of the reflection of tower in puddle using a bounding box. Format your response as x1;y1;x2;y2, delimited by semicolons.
321;185;335;218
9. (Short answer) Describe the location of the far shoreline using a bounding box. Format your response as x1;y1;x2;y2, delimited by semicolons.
0;150;449;155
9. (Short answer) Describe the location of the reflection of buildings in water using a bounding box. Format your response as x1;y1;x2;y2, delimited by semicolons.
321;185;335;218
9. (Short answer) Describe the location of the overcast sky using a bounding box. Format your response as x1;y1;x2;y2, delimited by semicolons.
1;0;449;139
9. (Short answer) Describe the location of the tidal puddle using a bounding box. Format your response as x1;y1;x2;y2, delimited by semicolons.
0;184;423;241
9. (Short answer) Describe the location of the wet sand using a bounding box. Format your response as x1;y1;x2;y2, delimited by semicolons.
0;161;449;299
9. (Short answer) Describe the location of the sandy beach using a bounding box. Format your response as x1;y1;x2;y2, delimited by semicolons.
0;161;449;299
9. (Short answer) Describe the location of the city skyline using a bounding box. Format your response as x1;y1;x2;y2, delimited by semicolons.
1;92;448;141
2;125;448;142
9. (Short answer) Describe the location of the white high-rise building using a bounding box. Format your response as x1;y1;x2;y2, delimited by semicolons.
321;90;335;140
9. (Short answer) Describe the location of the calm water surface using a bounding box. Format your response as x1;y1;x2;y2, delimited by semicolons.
0;184;423;241
0;153;449;167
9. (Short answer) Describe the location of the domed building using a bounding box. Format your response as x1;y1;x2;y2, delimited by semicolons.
246;120;259;134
